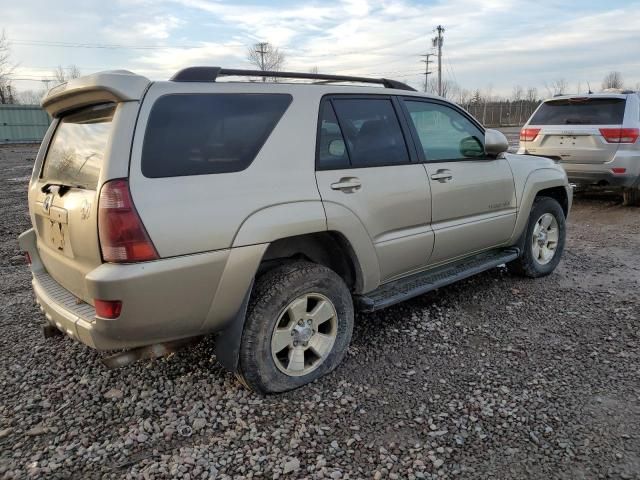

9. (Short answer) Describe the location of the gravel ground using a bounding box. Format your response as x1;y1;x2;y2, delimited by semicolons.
1;144;639;480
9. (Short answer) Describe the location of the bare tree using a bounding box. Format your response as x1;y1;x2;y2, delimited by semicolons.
602;71;623;90
0;29;16;104
525;87;538;103
456;88;471;107
53;64;82;85
511;85;524;102
68;64;81;79
426;78;458;99
17;89;46;105
308;66;319;74
246;42;285;81
481;86;494;124
544;79;568;97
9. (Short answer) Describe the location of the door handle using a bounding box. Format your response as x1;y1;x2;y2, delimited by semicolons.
430;170;453;182
331;177;362;192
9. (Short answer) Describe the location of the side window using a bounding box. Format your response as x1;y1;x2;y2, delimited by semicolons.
404;100;485;162
142;93;291;178
332;98;410;167
317;101;350;170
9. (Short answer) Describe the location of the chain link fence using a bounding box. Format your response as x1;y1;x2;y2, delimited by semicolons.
462;100;541;127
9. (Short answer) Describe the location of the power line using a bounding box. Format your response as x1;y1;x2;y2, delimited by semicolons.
10;39;244;50
7;73;56;79
350;68;423;76
289;35;425;58
445;57;458;86
10;36;425;59
6;78;53;82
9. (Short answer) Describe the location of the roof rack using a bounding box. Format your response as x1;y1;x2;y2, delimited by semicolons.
170;67;416;92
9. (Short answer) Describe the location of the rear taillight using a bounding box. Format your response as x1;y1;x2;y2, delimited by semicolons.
98;179;159;263
599;128;639;144
611;167;627;174
520;128;541;142
94;299;122;319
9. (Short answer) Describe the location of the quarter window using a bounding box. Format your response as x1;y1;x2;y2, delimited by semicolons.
142;93;291;178
331;98;410;167
404;100;485;161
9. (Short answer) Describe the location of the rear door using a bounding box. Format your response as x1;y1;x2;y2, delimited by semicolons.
315;95;434;282
524;97;627;164
400;98;516;266
31;103;116;301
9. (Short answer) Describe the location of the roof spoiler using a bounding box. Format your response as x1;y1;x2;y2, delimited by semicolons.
41;70;151;118
170;66;417;91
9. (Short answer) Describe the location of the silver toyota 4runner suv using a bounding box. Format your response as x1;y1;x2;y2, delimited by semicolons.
518;91;640;205
19;67;571;393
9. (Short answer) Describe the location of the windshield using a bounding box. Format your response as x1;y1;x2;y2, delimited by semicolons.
41;103;115;190
530;98;625;125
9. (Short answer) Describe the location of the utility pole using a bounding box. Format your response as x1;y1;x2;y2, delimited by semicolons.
421;54;433;93
255;42;268;82
432;25;445;96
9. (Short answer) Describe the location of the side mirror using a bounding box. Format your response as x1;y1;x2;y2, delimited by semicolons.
484;129;509;156
328;139;346;157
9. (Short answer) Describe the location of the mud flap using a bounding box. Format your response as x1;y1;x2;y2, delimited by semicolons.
214;280;253;372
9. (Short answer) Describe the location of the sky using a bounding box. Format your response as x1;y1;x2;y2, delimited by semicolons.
3;0;640;98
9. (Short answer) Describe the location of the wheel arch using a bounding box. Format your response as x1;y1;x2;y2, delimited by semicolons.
535;185;569;217
510;169;571;244
260;231;364;293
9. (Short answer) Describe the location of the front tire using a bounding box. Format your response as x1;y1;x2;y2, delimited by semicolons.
237;261;354;394
509;196;566;278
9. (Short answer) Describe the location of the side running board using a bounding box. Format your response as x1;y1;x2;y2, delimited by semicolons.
355;248;520;312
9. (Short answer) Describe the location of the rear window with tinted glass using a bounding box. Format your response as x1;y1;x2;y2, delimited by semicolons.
41;103;115;190
142;94;292;178
530;98;626;125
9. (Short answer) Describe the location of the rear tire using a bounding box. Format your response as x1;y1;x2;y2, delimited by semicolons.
509;196;566;278
622;187;640;207
237;261;354;394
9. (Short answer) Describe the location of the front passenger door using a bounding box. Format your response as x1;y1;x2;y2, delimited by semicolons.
401;99;516;266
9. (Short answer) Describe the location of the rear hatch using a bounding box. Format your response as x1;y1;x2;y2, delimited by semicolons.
32;103;115;302
522;97;627;164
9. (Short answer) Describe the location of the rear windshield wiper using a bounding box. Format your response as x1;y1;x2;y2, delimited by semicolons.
41;182;86;196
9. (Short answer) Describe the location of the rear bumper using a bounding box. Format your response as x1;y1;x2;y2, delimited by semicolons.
564;169;638;188
561;166;639;188
518;147;640;188
19;228;265;351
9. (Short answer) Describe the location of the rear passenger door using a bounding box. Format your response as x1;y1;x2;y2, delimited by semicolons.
315;96;434;282
400;98;516;266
